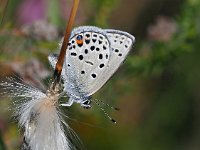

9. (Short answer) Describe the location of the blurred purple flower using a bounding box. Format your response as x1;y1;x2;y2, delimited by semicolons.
21;20;58;41
147;16;177;42
59;0;70;19
17;0;86;26
17;0;46;25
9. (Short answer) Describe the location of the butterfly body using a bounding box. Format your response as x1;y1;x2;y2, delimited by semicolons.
48;26;135;108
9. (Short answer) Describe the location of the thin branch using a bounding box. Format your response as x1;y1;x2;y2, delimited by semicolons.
53;0;80;87
0;0;9;26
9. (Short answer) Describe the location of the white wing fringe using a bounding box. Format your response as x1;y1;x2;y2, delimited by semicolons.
0;77;77;150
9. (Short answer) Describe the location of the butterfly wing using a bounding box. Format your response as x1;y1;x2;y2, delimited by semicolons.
48;26;135;100
87;29;135;95
49;27;111;99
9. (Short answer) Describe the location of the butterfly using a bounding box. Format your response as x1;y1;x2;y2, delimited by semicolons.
48;26;135;109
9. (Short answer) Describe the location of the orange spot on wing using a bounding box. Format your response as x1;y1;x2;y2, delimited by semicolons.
76;39;83;45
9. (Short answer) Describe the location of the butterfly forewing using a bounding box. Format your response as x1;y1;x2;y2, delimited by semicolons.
88;29;135;95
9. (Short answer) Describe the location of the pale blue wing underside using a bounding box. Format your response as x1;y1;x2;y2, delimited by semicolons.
89;29;135;95
48;26;135;100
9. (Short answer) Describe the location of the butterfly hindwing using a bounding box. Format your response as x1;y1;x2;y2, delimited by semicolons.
64;27;110;97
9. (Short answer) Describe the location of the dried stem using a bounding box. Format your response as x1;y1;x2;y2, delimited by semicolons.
53;0;80;88
0;0;9;26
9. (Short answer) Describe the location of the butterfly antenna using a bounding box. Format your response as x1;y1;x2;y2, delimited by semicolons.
95;99;120;111
93;99;117;124
51;0;80;90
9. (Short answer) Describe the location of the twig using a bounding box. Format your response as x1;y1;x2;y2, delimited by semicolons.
0;0;9;26
53;0;80;88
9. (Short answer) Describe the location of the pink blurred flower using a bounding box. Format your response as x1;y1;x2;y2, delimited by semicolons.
17;0;86;26
148;16;177;42
17;0;46;25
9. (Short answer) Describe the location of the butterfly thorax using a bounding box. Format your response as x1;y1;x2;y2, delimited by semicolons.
68;93;92;109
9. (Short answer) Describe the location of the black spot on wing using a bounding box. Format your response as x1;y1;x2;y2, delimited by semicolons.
92;39;97;43
86;34;90;38
71;52;77;56
78;43;83;47
106;54;108;59
90;46;95;51
85;61;94;65
99;64;105;68
91;74;96;78
118;53;122;57
115;49;119;52
99;40;102;45
85;39;90;44
79;55;83;60
99;54;103;59
99;36;103;40
85;49;88;54
93;34;97;37
81;70;85;74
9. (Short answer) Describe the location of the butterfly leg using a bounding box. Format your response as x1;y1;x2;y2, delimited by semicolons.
60;98;74;107
81;100;91;109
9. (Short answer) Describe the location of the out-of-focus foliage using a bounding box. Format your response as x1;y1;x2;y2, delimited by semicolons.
127;0;199;77
0;133;6;150
0;0;200;150
88;0;119;27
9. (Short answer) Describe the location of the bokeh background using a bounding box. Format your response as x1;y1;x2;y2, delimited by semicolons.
0;0;200;149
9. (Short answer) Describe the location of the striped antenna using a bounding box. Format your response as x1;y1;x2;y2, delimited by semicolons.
52;0;80;88
93;100;117;124
95;99;120;111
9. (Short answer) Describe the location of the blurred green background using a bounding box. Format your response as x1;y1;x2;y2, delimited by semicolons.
0;0;200;149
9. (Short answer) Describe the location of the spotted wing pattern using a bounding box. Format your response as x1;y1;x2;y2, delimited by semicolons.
48;26;135;101
88;29;135;95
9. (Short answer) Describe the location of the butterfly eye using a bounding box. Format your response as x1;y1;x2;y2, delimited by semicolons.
76;35;83;45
